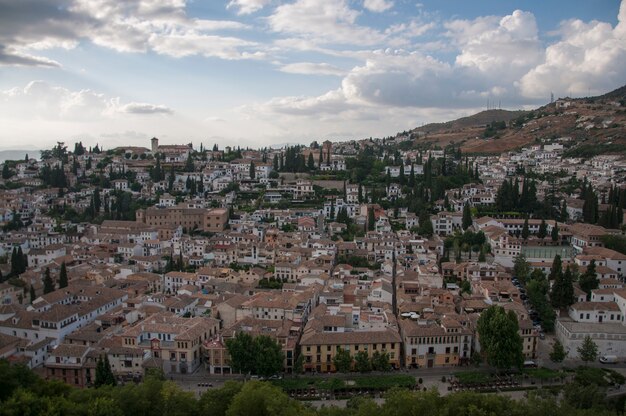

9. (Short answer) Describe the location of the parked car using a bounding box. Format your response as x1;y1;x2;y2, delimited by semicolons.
600;355;618;364
523;360;538;368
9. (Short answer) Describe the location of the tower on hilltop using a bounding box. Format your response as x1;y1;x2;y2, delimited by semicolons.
322;140;332;163
151;137;159;154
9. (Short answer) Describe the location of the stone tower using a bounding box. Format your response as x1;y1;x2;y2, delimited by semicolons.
151;137;159;154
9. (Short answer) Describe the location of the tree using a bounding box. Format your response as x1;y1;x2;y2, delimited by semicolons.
560;199;568;222
549;340;566;363
253;335;283;377
578;260;599;299
537;218;547;239
460;279;472;295
476;306;524;370
226;333;283;377
43;268;54;294
307;153;315;170
367;207;375;231
551;265;575;310
577;336;598;364
2;163;12;180
548;255;562;282
184;154;194;172
59;262;68;289
478;248;486;262
371;350;391;371
199;381;242;416
418;210;433;237
521;217;529;239
29;286;36;304
354;351;371;373
168;167;175;192
226;381;305;416
272;154;279;171
551;223;559;242
333;347;352;373
95;354;116;387
225;332;256;376
513;253;531;284
293;354;304;375
249;161;255;179
462;202;472;230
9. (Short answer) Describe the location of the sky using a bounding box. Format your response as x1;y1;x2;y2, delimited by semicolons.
0;0;625;151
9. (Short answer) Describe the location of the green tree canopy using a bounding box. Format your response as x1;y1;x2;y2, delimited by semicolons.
333;347;352;373
549;340;566;363
226;333;284;377
476;306;524;370
578;260;599;299
577;335;598;364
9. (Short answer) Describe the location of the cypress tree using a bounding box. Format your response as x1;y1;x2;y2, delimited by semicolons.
59;262;68;288
551;223;559;242
249;161;255;179
29;285;36;303
307;153;315;170
462;202;472;230
10;248;17;276
43;268;54;294
367;207;375;231
537;218;547;239
16;247;26;274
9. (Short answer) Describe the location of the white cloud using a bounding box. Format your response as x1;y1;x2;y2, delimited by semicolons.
268;0;388;46
279;62;346;76
226;0;271;15
0;0;264;66
518;2;626;98
363;0;394;13
1;81;173;120
446;10;542;79
148;33;263;60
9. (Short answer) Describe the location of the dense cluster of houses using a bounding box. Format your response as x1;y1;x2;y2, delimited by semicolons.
0;135;624;387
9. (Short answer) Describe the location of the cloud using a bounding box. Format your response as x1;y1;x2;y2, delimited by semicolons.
268;0;388;46
118;102;174;114
226;0;271;15
1;80;173;120
0;0;265;66
445;10;542;79
279;62;346;76
0;47;61;67
518;1;626;98
363;0;394;13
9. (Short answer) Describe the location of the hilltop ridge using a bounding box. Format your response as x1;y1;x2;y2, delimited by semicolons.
399;84;626;155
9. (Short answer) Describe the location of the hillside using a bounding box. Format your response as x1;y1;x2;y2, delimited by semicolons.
0;150;36;164
413;109;528;135
401;85;626;155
